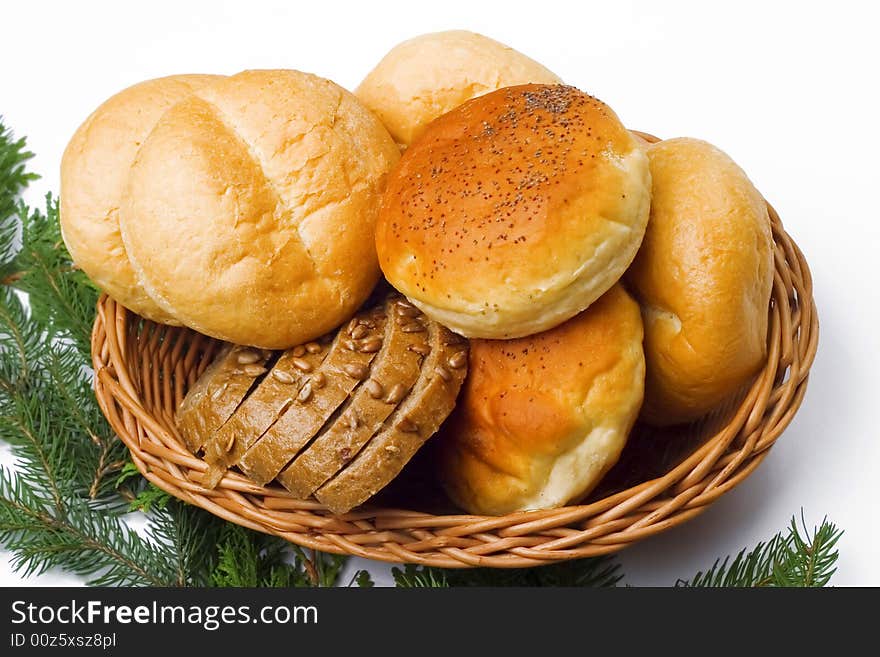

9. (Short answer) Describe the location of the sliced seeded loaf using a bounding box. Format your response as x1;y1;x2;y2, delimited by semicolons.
237;303;388;485
277;297;429;498
176;345;274;454
176;293;467;512
202;336;333;488
316;323;468;514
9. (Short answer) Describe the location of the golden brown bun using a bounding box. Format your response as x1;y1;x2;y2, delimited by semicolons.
60;74;222;323
437;285;644;515
626;138;773;426
376;84;651;339
120;70;400;348
356;30;561;147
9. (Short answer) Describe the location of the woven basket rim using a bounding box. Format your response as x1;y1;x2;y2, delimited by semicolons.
89;135;818;568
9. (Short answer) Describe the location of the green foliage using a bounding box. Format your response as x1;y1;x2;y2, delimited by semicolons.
392;555;623;588
15;196;98;357
128;484;173;513
351;569;375;587
115;461;143;488
392;564;450;587
679;515;842;587
209;526;348;587
0;120;38;280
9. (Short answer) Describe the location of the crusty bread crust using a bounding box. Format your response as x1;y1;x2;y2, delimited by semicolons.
626;138;773;426
436;285;644;515
356;30;561;147
60;74;222;323
120;70;399;348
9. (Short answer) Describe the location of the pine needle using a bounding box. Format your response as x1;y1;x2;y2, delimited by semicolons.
0;119;37;281
392;556;624;588
15;197;97;358
208;523;347;587
677;514;843;587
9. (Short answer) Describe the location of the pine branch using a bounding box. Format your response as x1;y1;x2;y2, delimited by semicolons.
0;119;37;280
392;555;624;588
392;564;450;588
777;515;842;587
128;485;173;513
148;500;225;587
0;287;120;504
349;570;375;587
0;284;185;585
677;514;842;587
0;285;42;387
0;468;174;586
14;197;97;358
208;523;347;587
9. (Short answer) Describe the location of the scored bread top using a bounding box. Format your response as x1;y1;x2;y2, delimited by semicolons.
60;74;223;324
175;344;273;454
277;297;429;499
118;70;400;349
316;323;468;514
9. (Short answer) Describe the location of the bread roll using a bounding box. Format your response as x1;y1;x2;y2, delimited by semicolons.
626;138;773;426
120;70;400;348
376;84;651;339
60;74;222;323
356;30;561;147
437;285;644;515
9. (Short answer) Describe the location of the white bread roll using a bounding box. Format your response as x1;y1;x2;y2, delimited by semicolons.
66;69;400;349
60;75;222;323
376;84;651;339
626;138;773;426
356;30;561;147
437;285;644;515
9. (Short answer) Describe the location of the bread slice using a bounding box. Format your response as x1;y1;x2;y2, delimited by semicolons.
175;293;468;510
175;345;273;454
202;336;332;488
236;302;388;485
277;297;429;498
315;324;468;514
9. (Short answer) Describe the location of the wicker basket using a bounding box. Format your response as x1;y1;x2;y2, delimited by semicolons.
90;137;817;569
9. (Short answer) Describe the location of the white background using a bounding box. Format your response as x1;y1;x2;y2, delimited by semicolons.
1;0;877;586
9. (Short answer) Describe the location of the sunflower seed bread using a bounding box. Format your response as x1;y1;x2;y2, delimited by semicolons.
316;318;468;514
176;294;467;513
175;344;274;455
277;297;429;499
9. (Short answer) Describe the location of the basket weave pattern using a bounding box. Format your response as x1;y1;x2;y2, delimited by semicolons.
90;174;817;569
